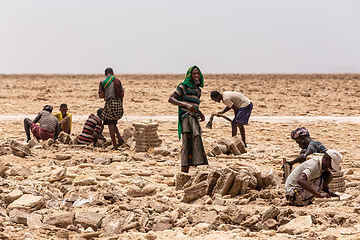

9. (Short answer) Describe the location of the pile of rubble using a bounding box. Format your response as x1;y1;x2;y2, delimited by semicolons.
208;136;246;157
176;166;282;203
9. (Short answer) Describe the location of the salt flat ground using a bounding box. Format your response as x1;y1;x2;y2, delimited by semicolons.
0;73;360;239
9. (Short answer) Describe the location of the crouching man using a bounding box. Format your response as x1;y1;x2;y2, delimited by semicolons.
24;105;59;142
77;108;106;146
284;149;342;206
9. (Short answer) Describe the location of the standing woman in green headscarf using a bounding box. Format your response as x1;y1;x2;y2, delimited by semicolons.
168;66;208;173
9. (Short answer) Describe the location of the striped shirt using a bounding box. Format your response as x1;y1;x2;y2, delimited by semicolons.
308;140;327;153
174;84;201;119
78;114;102;145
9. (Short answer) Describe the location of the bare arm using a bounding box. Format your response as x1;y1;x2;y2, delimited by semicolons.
59;116;70;124
297;173;330;198
198;109;205;122
93;132;106;141
168;93;196;113
218;106;231;115
33;114;41;124
290;149;314;165
93;124;106;141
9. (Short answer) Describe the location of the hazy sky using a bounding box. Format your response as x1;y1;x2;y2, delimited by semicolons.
1;0;359;74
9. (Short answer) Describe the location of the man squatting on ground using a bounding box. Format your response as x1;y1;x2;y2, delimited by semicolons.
210;90;253;147
168;65;208;173
98;67;125;150
24;105;59;142
78;108;106;146
284;149;342;206
285;127;327;170
54;103;72;134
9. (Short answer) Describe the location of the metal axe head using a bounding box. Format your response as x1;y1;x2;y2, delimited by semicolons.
205;120;213;129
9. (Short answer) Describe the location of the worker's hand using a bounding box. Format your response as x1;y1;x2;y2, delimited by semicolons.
318;192;331;198
199;114;205;122
327;190;340;198
282;161;292;171
217;111;223;115
186;104;196;113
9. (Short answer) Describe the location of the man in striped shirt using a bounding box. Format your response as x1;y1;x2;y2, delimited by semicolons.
168;66;208;173
78;108;106;145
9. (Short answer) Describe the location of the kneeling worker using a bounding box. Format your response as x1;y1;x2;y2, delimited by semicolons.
287;127;327;169
284;149;342;206
78;108;106;146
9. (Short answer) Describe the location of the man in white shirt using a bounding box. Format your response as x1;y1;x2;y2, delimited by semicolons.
284;149;342;206
211;91;253;147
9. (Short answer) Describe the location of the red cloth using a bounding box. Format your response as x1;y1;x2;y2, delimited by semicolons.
30;123;54;140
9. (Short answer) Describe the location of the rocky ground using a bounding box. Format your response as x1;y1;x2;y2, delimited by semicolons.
0;73;360;239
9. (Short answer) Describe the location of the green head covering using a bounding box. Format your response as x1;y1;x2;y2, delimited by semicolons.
177;65;204;139
180;65;204;89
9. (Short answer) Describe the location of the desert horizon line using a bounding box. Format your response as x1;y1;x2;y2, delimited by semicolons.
1;72;359;75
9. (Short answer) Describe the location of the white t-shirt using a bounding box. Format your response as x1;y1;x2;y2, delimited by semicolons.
284;157;323;195
222;91;251;109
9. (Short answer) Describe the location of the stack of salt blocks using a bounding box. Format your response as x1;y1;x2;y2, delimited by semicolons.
132;122;161;152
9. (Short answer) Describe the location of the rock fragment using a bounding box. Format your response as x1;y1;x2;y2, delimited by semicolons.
175;172;191;191
9;209;29;225
261;206;280;222
10;140;31;157
56;154;72;160
277;215;312;234
9;166;33;178
0;160;8;177
212;168;237;196
73;175;97;186
182;181;209;203
4;189;23;204
44;212;75;228
206;170;221;195
49;167;67;182
28;138;39;148
93;157;111;165
74;212;104;231
27;212;44;229
58;131;71;144
152;216;172;231
101;216;122;236
8;194;45;211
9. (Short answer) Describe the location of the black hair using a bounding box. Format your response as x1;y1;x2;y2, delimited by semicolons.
191;66;199;73
97;108;104;117
60;103;67;108
43;105;53;113
105;67;114;75
211;91;221;99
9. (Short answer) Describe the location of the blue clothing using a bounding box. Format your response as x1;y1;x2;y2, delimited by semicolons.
307;140;327;153
233;102;253;125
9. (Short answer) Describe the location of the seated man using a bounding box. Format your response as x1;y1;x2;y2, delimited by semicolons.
287;127;327;168
54;103;72;134
78;108;106;146
284;149;342;206
24;105;59;142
